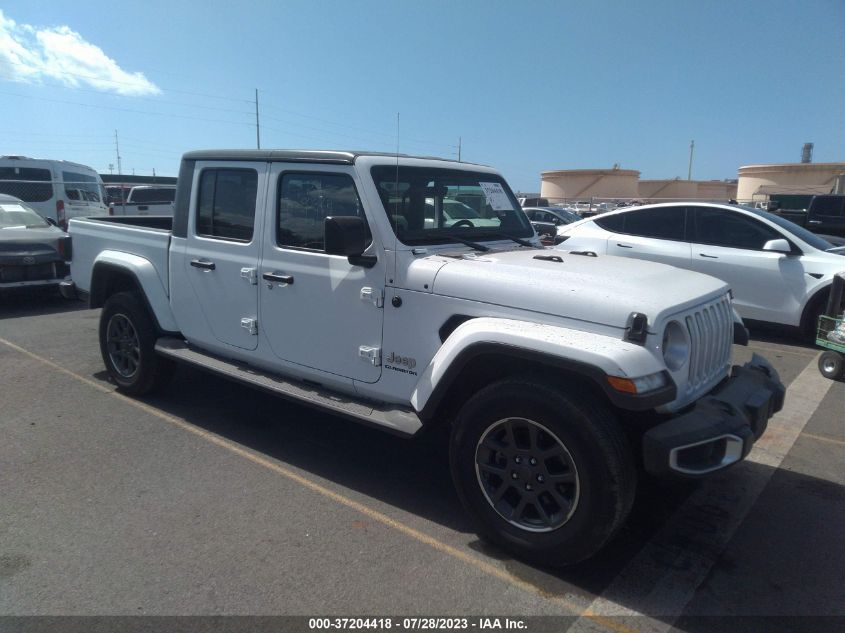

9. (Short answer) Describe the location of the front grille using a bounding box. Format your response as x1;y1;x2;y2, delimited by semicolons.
0;262;62;282
683;294;733;395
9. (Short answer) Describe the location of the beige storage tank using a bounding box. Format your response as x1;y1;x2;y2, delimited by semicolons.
540;168;639;201
638;179;698;200
737;163;845;200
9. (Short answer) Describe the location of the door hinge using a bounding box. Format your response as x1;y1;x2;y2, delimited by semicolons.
360;286;384;308
358;345;381;366
241;317;258;335
240;267;258;285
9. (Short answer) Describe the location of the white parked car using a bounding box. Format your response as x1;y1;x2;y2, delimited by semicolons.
556;202;845;335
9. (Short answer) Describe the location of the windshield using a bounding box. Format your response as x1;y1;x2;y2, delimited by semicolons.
370;166;533;245
739;205;834;251
0;200;49;228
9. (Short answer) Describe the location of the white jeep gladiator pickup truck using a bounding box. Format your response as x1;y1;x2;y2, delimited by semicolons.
64;150;784;566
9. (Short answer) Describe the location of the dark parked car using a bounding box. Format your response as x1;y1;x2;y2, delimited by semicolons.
766;194;845;240
0;194;72;293
523;206;582;244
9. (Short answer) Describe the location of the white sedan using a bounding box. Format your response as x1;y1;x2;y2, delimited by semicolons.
555;202;845;335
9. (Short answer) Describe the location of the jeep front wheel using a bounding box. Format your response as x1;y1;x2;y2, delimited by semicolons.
449;377;636;567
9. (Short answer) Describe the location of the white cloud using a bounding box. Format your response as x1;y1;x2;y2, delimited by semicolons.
0;9;160;96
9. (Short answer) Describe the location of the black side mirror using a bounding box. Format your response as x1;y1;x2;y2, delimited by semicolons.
325;216;367;256
324;216;376;267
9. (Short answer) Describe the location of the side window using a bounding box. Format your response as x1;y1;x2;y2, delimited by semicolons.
812;197;844;217
0;167;53;202
622;206;686;240
196;169;258;242
278;172;370;251
693;208;780;250
594;212;625;232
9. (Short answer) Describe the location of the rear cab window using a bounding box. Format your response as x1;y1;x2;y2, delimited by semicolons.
196;168;258;242
131;188;177;204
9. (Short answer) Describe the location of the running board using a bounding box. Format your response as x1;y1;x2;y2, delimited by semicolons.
154;337;422;436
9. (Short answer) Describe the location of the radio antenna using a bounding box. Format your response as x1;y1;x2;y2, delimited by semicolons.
391;112;400;296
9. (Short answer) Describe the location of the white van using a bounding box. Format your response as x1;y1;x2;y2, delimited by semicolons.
0;156;108;229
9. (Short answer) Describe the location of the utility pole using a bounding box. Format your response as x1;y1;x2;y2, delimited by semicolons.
114;130;122;176
458;136;462;162
687;140;695;181
255;89;261;149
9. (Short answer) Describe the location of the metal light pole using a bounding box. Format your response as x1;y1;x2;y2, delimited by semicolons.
688;140;695;181
255;89;261;149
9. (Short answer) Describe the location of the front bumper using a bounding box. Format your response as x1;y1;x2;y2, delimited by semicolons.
642;354;785;477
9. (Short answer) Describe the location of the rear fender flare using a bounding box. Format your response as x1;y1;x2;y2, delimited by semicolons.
90;251;178;333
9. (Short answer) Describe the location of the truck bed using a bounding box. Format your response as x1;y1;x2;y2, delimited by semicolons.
68;216;173;295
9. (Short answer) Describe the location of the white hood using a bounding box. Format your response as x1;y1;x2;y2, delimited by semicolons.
430;248;729;330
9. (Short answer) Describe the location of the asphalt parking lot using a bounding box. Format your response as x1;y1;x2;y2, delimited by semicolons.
1;293;844;631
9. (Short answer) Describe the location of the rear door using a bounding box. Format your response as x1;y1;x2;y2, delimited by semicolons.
183;162;267;350
603;206;693;268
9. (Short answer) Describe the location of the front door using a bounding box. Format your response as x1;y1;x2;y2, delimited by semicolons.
688;206;808;324
184;162;267;350
259;165;384;383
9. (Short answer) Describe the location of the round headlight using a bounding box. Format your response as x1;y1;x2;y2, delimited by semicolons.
662;320;689;372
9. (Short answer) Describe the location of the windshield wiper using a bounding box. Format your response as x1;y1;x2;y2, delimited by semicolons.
477;231;535;248
439;235;490;252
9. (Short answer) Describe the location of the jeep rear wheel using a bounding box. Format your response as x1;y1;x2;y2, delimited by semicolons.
450;377;636;567
99;291;174;395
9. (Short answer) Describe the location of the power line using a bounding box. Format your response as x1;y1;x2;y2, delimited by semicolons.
0;72;255;116
0;90;255;128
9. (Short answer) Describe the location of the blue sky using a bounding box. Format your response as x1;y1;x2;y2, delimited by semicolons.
1;0;843;191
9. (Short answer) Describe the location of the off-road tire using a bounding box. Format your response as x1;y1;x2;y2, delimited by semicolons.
449;376;636;567
99;291;174;395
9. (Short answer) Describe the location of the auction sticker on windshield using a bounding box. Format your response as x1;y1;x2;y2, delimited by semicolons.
479;182;513;211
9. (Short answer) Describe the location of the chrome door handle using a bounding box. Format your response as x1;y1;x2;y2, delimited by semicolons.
808;220;821;225
190;259;216;270
699;253;718;259
262;272;294;284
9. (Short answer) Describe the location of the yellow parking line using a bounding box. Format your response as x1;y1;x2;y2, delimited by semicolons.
0;335;637;633
802;431;845;448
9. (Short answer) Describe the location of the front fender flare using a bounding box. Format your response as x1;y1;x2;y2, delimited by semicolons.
411;318;674;419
